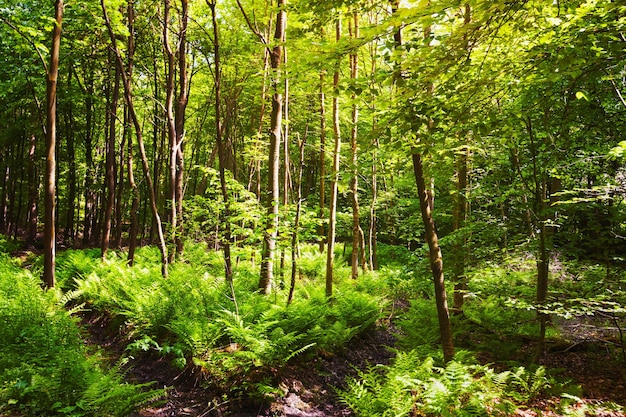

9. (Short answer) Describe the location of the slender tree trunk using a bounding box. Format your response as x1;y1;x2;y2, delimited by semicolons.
113;120;126;248
127;107;140;264
318;70;327;252
326;16;342;299
102;0;169;277
83;67;95;246
175;0;189;257
452;145;469;314
288;132;306;305
26;134;38;246
163;0;189;260
412;151;454;362
259;0;286;294
14;138;26;241
279;25;290;286
208;0;233;282
101;53;120;258
349;12;366;278
163;0;177;260
65;68;76;241
452;5;473;314
43;0;63;288
369;137;379;270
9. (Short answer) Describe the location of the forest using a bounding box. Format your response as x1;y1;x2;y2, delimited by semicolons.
1;0;626;415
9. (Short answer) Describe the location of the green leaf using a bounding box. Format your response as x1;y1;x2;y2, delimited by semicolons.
575;91;589;101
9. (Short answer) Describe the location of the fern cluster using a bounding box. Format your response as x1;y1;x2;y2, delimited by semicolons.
339;350;563;417
65;243;386;398
0;252;163;416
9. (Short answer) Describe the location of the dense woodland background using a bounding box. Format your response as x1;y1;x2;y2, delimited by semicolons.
1;0;626;416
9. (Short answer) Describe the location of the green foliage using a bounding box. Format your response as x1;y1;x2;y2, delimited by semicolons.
340;347;588;417
66;243;386;399
340;350;519;417
0;253;162;416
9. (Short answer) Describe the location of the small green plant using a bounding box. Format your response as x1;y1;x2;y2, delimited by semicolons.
0;254;163;417
339;349;577;417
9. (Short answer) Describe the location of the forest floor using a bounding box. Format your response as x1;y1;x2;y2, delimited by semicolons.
82;311;626;417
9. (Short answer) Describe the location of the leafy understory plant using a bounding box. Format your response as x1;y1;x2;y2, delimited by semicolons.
0;253;164;416
339;349;569;417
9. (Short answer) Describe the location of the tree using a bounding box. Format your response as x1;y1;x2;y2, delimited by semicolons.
325;15;342;299
256;0;286;294
43;0;63;288
348;10;366;278
207;0;233;282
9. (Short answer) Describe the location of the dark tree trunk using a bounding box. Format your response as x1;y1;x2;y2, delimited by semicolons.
27;134;38;246
101;52;120;257
452;145;469;314
412;151;455;363
318;70;326;252
83;68;95;246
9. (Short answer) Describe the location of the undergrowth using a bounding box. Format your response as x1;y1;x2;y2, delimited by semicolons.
63;243;387;397
339;349;579;417
0;242;163;417
5;239;625;415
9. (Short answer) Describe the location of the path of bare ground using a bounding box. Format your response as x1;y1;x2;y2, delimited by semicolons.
82;310;626;417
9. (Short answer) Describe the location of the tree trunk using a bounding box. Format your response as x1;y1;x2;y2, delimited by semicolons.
26;134;38;246
412;151;454;363
127;107;140;264
259;0;286;295
452;145;469;314
101;52;120;258
65;67;76;242
318;70;327;253
43;0;63;288
349;12;366;278
369;137;379;271
208;0;233;282
113;119;126;248
163;0;189;260
325;16;342;299
288;132;306;305
83;68;95;246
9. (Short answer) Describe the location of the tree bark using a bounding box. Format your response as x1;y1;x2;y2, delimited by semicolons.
65;67;76;242
412;151;455;362
318;70;327;253
349;12;366;278
163;0;189;260
259;0;286;295
26;134;38;246
452;145;469;314
208;0;233;282
43;0;63;288
101;52;120;258
325;16;342;299
288;132;306;305
83;66;95;246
